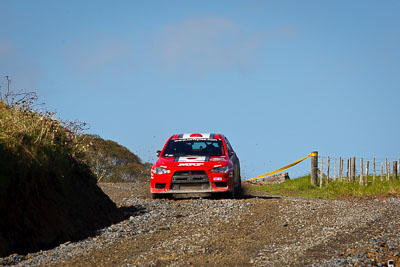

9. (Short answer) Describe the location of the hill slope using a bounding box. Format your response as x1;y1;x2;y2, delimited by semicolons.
0;92;121;256
83;134;150;183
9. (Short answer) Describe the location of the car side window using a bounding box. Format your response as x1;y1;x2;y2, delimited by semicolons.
224;137;234;155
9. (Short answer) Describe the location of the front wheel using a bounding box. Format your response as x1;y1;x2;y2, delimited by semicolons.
231;182;242;199
231;171;241;199
236;178;242;198
232;182;241;199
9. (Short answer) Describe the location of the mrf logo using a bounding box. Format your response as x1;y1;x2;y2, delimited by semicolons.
178;163;204;167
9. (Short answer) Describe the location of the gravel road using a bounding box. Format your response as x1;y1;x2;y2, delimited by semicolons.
1;182;400;266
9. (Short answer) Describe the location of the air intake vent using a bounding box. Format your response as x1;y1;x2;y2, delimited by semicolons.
155;183;166;189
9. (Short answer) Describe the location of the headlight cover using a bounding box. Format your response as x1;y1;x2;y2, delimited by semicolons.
210;165;229;173
154;167;170;174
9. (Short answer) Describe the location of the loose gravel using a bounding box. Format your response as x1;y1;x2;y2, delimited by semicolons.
1;183;399;266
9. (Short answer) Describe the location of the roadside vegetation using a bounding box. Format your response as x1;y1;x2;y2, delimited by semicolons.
82;134;150;183
247;175;400;199
0;76;149;184
0;77;88;167
0;76;141;256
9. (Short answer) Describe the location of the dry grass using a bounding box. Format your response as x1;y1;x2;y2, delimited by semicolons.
0;76;88;165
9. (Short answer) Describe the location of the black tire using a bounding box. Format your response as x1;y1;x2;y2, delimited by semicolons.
151;193;160;199
230;182;238;199
231;171;241;199
236;178;242;198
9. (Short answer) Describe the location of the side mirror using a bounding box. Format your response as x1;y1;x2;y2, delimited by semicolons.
229;151;235;158
156;150;161;157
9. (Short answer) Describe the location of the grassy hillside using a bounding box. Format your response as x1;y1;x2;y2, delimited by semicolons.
246;175;400;199
83;135;150;183
0;86;121;256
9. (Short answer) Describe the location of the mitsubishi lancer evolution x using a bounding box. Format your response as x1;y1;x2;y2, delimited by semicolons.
150;133;241;199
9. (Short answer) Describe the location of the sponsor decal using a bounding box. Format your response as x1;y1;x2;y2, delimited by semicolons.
211;158;225;161
173;138;218;142
181;133;211;139
175;156;207;163
178;163;204;167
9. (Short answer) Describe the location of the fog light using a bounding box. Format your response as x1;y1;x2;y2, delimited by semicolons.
213;177;223;181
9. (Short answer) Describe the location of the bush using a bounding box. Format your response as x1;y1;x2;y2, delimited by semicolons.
82;135;150;182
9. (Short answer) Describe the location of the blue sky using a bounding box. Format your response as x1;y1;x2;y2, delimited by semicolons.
1;0;399;179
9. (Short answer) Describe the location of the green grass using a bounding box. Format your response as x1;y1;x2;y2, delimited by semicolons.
248;175;400;199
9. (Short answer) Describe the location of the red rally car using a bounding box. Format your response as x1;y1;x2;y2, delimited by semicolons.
150;133;241;199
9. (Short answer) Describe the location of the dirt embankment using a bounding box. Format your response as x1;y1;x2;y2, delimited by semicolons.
1;182;400;266
0;149;121;257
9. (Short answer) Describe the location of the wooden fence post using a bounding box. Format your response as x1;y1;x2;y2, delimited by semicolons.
359;158;363;186
351;157;356;183
340;158;344;182
320;158;324;188
386;159;389;181
393;161;398;180
349;157;352;182
334;158;337;180
327;156;330;184
346;158;350;182
373;157;376;182
385;158;388;180
311;151;318;186
365;161;369;186
381;162;384;181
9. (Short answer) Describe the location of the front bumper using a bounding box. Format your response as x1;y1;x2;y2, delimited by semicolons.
150;169;233;194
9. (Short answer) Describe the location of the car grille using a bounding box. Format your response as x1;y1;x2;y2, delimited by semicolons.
172;171;209;183
170;170;210;190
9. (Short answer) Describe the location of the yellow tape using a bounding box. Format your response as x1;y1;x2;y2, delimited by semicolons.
247;153;315;181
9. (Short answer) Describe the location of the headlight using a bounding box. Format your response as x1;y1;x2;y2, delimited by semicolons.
154;167;170;175
210;165;229;173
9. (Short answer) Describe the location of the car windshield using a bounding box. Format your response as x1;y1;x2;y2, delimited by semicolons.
162;139;225;157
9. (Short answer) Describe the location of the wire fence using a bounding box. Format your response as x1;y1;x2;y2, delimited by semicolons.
318;156;399;186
